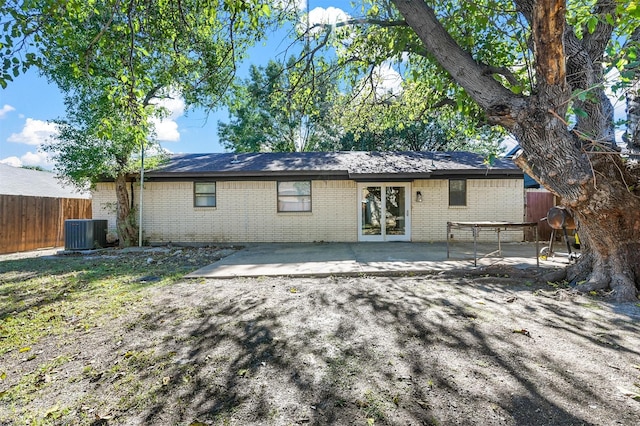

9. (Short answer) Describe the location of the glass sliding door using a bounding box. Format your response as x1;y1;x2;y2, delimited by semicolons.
385;186;407;237
359;183;410;241
361;186;383;236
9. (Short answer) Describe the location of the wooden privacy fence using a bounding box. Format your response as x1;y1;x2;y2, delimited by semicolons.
525;190;555;242
0;195;92;254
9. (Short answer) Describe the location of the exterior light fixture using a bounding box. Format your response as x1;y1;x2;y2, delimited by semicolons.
416;191;423;202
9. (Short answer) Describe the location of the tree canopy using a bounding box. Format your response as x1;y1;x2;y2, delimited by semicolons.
283;0;640;300
218;58;344;152
2;0;278;245
218;58;506;154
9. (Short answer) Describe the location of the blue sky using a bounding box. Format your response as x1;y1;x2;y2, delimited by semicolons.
0;1;357;169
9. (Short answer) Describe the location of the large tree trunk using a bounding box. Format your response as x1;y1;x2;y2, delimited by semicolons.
392;0;640;301
512;97;640;302
509;0;639;301
625;27;640;157
114;173;138;247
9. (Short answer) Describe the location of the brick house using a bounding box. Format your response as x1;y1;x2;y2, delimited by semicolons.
92;151;525;244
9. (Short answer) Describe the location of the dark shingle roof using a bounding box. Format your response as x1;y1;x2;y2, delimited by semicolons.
145;151;522;180
0;163;90;198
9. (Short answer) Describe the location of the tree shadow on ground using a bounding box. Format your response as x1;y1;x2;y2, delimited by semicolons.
0;252;201;321
92;275;640;425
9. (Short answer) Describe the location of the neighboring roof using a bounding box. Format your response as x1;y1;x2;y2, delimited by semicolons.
504;146;540;188
145;151;522;181
0;163;90;199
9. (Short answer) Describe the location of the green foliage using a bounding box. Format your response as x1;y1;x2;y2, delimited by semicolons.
333;78;505;153
218;58;343;152
2;0;278;245
219;55;504;153
288;0;637;150
43;88;149;189
3;0;278;175
20;165;48;172
259;0;520;152
220;24;506;154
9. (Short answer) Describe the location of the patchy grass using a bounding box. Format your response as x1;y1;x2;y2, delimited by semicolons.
0;247;233;424
0;354;71;404
356;389;387;422
0;254;181;356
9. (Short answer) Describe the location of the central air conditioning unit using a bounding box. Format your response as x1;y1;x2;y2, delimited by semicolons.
64;219;108;250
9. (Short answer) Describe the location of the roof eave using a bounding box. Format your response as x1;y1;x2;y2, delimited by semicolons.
349;173;433;181
143;169;351;180
430;169;523;177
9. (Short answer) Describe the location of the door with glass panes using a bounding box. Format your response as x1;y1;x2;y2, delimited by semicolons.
358;183;411;241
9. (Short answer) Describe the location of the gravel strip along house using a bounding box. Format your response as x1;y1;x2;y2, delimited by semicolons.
92;151;525;244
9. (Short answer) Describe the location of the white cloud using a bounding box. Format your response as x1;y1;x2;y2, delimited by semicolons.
305;7;351;35
149;94;185;142
0;151;54;168
150;118;180;142
154;95;185;120
274;0;306;12
0;104;15;119
3;118;56;168
0;156;22;167
373;62;403;97
309;6;349;26
7;118;59;145
21;150;53;167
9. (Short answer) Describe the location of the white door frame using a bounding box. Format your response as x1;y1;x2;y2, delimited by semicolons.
357;182;411;242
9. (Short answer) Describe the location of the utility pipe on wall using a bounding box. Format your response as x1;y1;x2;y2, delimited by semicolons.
138;144;144;247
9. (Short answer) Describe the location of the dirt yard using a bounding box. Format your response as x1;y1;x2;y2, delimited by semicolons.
1;247;640;425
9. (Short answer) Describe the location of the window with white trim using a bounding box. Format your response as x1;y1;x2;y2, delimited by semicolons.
277;181;311;212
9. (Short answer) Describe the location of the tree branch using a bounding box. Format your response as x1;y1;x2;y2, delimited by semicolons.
582;0;617;62
532;0;566;87
308;18;409;33
482;65;520;87
390;0;513;111
142;84;165;107
85;0;121;74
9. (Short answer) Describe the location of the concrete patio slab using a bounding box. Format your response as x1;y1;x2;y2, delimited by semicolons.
186;241;571;279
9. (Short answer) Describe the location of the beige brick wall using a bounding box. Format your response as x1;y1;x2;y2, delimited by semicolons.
92;182;119;236
93;180;359;243
93;177;524;243
411;178;525;242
